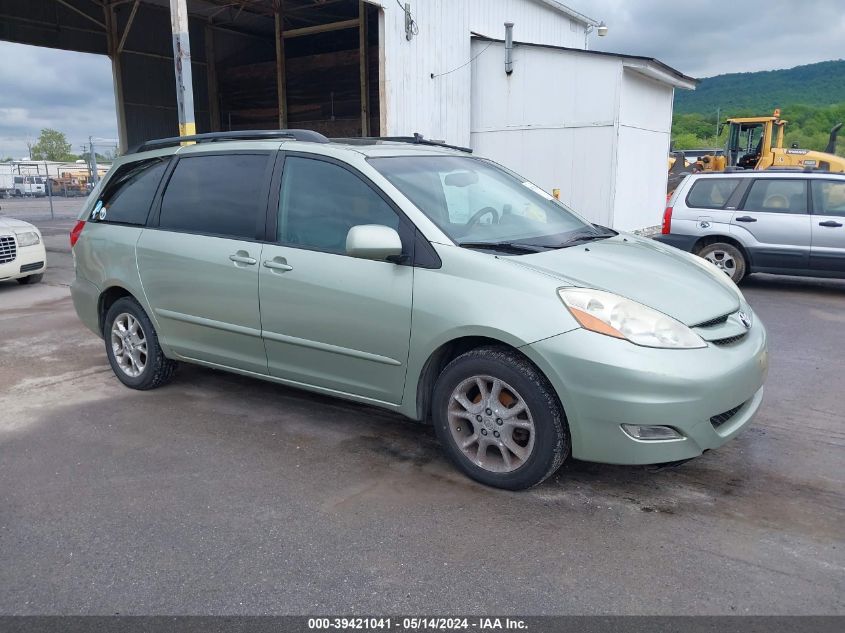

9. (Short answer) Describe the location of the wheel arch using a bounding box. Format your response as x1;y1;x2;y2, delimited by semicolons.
97;285;138;335
414;335;556;424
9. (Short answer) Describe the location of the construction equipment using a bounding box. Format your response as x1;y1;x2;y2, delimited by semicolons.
668;110;844;193
700;110;843;172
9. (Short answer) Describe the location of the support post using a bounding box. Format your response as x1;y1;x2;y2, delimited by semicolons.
89;137;99;185
169;0;197;138
274;2;288;129
205;23;221;131
104;1;128;154
358;1;369;136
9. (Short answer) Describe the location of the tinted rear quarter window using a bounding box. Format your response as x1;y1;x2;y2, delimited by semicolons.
685;178;740;209
92;158;168;225
159;154;271;239
743;179;807;214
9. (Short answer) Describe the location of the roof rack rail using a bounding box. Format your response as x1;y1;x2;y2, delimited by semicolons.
129;129;330;154
367;133;473;153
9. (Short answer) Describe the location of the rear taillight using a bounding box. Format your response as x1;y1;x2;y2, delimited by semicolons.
70;220;85;248
661;207;673;235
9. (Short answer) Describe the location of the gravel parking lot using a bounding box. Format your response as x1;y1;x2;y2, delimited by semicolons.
1;198;843;615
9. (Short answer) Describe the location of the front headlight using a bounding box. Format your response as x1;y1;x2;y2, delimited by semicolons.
558;288;706;349
15;231;40;247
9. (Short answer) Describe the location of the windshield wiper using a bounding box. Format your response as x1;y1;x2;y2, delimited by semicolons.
561;231;615;246
458;241;547;254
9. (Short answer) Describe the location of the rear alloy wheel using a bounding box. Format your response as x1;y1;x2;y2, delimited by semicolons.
698;242;746;283
432;347;568;490
104;297;177;390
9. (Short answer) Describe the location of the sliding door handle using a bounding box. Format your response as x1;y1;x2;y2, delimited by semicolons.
263;259;293;272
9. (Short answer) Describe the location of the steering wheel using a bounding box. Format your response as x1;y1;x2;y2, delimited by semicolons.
466;206;499;229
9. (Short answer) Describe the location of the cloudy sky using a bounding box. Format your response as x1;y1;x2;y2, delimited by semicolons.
573;0;845;78
1;0;843;158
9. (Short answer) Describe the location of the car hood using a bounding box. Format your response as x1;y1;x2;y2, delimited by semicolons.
506;235;741;326
0;216;36;233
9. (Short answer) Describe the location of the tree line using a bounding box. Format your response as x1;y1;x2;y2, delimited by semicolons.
2;128;115;163
671;102;845;157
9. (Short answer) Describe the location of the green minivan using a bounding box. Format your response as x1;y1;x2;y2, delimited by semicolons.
70;130;768;490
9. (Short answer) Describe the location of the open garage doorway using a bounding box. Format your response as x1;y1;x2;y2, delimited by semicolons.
0;1;382;151
218;0;381;137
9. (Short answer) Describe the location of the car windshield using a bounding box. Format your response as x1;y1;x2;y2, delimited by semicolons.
369;155;606;249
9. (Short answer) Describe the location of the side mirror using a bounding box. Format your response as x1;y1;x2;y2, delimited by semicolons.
346;224;403;261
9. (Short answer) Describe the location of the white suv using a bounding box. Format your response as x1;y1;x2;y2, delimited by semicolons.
0;214;46;284
656;171;845;282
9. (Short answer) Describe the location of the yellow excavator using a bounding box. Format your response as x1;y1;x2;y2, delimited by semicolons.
668;110;844;193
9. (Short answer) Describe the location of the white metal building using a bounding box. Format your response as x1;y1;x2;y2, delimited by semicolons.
375;1;697;231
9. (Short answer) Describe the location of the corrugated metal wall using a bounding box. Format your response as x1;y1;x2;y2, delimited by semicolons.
380;0;587;145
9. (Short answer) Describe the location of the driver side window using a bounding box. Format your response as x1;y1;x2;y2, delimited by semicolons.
278;156;400;255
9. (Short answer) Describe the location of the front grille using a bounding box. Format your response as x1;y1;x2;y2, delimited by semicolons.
711;402;745;429
20;261;43;273
0;235;16;264
712;332;748;346
694;313;730;328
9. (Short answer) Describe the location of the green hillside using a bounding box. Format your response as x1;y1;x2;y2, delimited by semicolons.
674;60;845;114
671;60;845;157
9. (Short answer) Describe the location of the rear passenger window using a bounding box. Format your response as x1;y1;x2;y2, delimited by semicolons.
685;178;740;209
159;154;270;239
92;159;167;225
742;179;807;214
811;180;845;216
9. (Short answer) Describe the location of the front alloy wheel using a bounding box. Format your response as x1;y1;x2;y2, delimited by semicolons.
447;375;535;473
432;346;569;490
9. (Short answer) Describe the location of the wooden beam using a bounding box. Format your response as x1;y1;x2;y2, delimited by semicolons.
358;1;369;136
274;3;288;128
55;0;106;30
116;0;139;54
283;18;360;39
104;2;128;153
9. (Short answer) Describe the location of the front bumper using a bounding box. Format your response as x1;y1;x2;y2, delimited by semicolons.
522;321;768;465
0;239;47;281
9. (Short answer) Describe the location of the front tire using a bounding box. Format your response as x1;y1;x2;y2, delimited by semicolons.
17;273;43;285
697;242;747;283
104;297;177;390
432;346;569;490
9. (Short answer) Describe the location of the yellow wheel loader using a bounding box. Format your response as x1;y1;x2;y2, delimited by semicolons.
668;110;844;193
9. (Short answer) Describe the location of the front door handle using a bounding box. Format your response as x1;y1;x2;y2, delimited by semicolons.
263;258;293;272
229;253;257;265
818;220;843;228
735;216;757;223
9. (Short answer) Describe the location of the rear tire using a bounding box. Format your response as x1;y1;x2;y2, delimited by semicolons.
432;346;569;490
104;297;177;390
17;273;43;285
697;242;746;283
